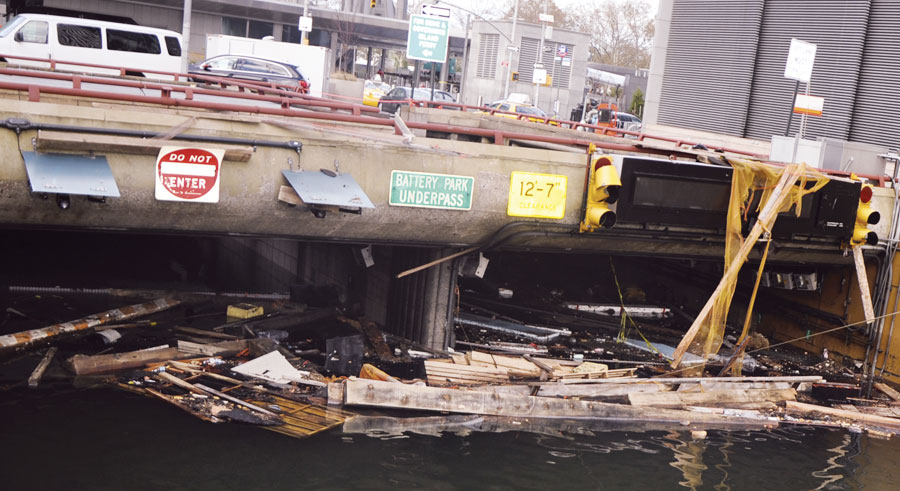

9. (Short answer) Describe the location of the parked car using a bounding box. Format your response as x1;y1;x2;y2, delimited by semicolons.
363;79;391;107
481;101;559;126
188;54;309;92
378;86;457;113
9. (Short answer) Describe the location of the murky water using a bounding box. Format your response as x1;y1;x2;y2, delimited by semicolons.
2;386;899;490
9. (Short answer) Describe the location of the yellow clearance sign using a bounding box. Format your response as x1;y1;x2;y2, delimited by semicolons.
506;171;567;219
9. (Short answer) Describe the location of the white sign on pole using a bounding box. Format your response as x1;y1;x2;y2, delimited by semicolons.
543;25;553;40
538;13;555;23
784;38;816;83
532;68;548;84
298;16;312;33
421;4;451;18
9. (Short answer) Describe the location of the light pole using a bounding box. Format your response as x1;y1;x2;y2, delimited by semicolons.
435;0;515;102
502;0;519;100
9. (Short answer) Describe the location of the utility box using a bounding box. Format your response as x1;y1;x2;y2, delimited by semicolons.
205;34;331;97
770;135;888;176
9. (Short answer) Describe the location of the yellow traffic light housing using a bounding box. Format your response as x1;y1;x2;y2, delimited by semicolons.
851;184;880;246
370;0;376;7
580;155;621;232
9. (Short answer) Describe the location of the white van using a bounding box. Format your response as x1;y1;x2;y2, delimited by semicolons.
0;14;183;79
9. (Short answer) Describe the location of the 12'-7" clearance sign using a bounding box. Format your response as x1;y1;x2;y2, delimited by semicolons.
155;146;225;203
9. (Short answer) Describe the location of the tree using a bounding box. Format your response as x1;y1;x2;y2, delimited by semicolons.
630;87;644;118
570;0;655;68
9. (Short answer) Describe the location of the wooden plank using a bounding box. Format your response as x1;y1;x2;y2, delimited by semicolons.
853;245;876;325
35;130;254;161
537;383;668;398
69;347;182;375
155;371;207;395
27;347;58;388
174;326;239;340
278;185;303;206
556;375;823;385
342;377;774;425
193;383;279;417
875;382;900;402
785;400;900;429
628;388;796;408
468;351;540;373
678;381;793;391
177;339;248;357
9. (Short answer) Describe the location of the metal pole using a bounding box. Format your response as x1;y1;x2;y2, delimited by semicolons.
783;79;800;137
459;14;472;103
503;0;519;100
300;0;309;45
534;0;548;107
181;0;193;73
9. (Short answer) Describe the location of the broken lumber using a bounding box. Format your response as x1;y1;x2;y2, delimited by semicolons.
785;400;900;430
875;382;900;403
177;339;248;357
69;346;182;375
174;326;239;340
628;388;796;408
672;164;806;367
537;382;669;398
853;245;876;325
556;375;823;385
193;383;280;417
0;297;180;352
342;377;775;426
28;347;58;388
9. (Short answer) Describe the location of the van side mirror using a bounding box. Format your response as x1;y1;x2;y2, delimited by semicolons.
14;31;24;42
202;64;211;71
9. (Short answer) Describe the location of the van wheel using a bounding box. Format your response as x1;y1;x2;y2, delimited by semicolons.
125;70;145;77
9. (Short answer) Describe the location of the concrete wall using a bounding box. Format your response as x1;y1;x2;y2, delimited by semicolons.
643;0;672;126
462;20;589;118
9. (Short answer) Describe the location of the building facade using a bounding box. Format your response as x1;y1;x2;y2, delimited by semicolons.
463;19;589;118
646;0;900;152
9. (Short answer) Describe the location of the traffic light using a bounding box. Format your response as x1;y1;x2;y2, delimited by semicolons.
580;155;621;232
370;0;376;7
851;184;880;245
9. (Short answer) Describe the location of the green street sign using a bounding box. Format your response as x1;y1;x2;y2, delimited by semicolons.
389;170;474;210
406;14;449;63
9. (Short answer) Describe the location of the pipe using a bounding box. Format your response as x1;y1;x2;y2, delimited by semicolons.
2;118;302;150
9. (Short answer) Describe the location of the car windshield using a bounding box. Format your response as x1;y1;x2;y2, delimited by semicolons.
0;16;25;38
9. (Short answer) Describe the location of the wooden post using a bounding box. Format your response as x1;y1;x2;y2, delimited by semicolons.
27;347;58;388
853;245;876;325
672;164;805;367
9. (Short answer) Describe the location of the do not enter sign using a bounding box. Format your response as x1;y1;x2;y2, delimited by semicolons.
155;146;225;203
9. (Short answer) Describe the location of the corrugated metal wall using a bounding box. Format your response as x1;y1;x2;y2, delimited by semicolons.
476;33;500;79
658;0;764;135
849;0;900;149
660;0;900;149
744;0;870;142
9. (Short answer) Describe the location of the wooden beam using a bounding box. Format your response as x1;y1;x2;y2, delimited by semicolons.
628;388;796;408
555;375;822;385
875;382;900;402
34;130;253;162
537;383;668;398
278;185;304;206
27;347;58;388
174;326;239;340
853;245;876;325
672;164;805;367
342;378;772;425
785;400;900;429
69;347;182;375
194;383;280;417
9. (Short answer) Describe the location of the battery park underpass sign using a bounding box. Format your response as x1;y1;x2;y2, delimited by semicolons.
389;170;474;210
406;14;449;63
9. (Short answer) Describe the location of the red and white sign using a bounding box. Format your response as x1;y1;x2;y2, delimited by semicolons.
155;146;224;203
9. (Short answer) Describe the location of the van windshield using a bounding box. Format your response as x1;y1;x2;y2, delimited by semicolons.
0;16;26;38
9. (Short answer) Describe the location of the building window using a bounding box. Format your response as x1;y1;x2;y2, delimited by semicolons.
248;20;273;39
476;33;499;79
222;17;247;37
282;25;301;44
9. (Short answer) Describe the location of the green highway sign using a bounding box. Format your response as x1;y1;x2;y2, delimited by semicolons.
406;14;449;63
389;170;474;210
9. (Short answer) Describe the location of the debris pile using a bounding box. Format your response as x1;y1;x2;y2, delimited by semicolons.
3;289;900;441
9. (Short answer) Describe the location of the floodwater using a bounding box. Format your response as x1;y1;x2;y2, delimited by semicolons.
3;385;900;490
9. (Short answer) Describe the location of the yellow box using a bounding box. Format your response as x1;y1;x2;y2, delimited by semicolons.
226;303;264;319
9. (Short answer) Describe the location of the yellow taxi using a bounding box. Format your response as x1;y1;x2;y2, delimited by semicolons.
481;101;559;126
363;80;392;107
